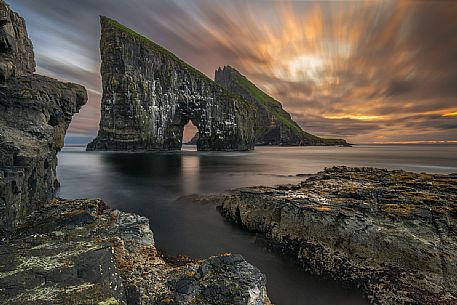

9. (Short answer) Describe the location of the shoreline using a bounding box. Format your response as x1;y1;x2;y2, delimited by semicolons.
216;166;457;304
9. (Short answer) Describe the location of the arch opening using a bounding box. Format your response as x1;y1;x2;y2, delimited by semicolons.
182;120;199;148
182;120;198;145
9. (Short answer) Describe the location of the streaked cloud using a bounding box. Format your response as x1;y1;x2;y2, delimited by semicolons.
8;0;457;143
443;112;457;117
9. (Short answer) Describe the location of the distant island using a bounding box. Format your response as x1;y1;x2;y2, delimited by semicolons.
216;66;348;146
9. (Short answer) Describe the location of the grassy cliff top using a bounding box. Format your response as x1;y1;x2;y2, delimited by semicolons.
219;66;348;144
100;17;255;111
100;16;210;81
220;66;317;139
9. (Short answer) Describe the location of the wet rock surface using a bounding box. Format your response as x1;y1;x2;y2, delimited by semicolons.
215;66;348;146
220;166;457;304
88;17;255;152
0;198;270;305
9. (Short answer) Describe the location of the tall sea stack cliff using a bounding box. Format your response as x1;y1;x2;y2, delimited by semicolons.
87;17;255;152
216;66;348;146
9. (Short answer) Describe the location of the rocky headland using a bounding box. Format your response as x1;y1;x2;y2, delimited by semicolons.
0;0;87;235
218;166;457;304
0;2;269;304
87;17;255;152
3;1;454;305
215;66;348;146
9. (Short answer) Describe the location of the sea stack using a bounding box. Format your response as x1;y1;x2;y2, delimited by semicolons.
215;66;348;146
87;17;255;152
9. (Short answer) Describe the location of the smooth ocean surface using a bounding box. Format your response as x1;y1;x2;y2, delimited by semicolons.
57;144;457;305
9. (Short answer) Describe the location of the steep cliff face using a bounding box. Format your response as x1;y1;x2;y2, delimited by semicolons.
0;0;87;235
87;17;255;152
0;0;35;82
215;66;348;146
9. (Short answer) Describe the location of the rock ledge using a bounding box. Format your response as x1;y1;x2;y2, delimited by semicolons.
220;166;457;305
0;198;270;305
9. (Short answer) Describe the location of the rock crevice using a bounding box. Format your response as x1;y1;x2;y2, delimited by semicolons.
0;198;270;305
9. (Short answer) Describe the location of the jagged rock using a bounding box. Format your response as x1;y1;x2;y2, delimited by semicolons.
0;0;34;82
0;0;87;235
219;166;457;304
215;66;349;146
87;17;255;152
0;198;270;305
0;76;87;234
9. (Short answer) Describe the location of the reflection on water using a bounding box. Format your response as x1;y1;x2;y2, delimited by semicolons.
57;144;457;305
181;154;200;195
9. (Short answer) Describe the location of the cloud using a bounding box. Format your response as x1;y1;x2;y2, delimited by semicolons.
36;54;101;92
8;0;457;143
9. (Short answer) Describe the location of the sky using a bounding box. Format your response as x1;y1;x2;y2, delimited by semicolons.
8;0;457;144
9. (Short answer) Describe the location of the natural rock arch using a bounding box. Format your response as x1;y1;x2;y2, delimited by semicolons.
87;17;255;152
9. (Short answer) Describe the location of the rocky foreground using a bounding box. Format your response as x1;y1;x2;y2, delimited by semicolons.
0;198;269;305
219;167;457;304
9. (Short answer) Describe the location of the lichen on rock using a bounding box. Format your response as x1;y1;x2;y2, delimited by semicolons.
0;198;270;305
219;166;457;304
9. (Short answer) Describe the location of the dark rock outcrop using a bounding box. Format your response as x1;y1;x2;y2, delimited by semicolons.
219;167;457;304
0;4;270;304
0;0;87;235
0;198;270;305
215;66;348;146
0;0;35;82
0;75;87;235
87;17;255;152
